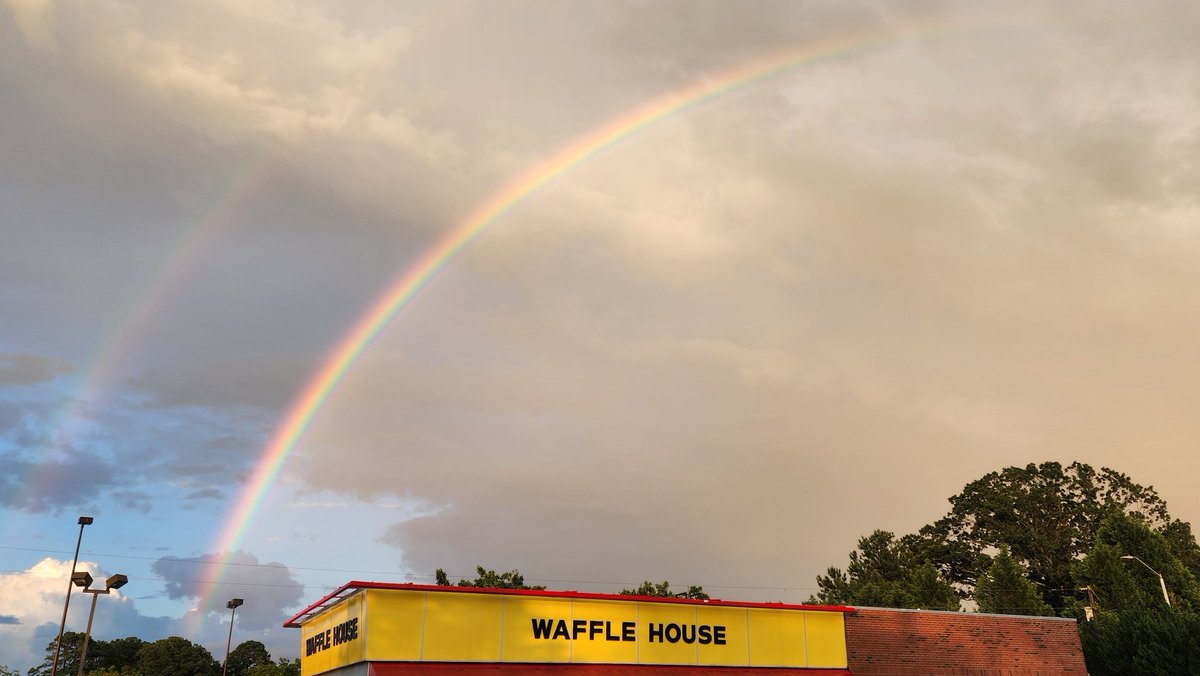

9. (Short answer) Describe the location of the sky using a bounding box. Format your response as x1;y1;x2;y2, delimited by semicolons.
3;0;1200;671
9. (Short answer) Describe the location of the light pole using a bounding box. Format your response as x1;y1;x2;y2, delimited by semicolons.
76;573;128;676
51;515;93;676
1121;554;1171;607
222;598;244;676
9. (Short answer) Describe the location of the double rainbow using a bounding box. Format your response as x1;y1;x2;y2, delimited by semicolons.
199;14;992;612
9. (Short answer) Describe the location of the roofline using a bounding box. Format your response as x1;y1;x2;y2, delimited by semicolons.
283;581;855;628
850;605;1080;622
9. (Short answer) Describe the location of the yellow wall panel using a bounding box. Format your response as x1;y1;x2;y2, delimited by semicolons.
421;592;503;662
636;602;699;665
746;608;808;667
363;589;423;661
565;599;640;664
802;610;848;668
695;605;749;666
500;596;573;663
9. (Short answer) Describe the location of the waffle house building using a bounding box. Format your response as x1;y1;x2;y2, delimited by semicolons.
285;582;1088;676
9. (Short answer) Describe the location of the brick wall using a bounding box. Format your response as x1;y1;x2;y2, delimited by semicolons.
844;607;1088;675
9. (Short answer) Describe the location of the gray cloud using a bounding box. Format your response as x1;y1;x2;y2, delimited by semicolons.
3;0;1200;648
152;551;305;632
0;353;71;386
0;615;18;625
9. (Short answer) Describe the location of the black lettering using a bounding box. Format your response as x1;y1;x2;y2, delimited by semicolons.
325;629;331;648
622;621;636;641
552;619;570;640
698;625;713;645
649;622;664;643
349;617;358;640
665;623;681;643
681;624;696;644
305;636;315;657
714;625;726;646
532;618;554;639
605;621;619;641
589;619;603;640
572;619;587;640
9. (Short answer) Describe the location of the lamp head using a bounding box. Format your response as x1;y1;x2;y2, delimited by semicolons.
227;598;244;609
72;571;94;588
1120;555;1134;560
105;574;128;590
78;516;94;525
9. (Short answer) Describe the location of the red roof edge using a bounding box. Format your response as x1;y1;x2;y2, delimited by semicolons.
283;581;854;628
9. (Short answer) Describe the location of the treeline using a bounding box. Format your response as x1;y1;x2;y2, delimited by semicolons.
20;634;297;676
811;461;1200;674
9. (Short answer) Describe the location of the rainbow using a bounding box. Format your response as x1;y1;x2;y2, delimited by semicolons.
199;13;1002;615
19;156;282;509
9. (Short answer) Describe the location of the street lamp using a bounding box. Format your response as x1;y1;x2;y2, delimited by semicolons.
76;573;128;676
1120;555;1171;607
51;516;93;676
222;598;244;676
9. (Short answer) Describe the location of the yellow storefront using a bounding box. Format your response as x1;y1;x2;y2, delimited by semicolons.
285;582;851;676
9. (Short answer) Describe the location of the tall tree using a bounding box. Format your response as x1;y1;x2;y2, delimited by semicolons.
974;546;1053;616
26;632;95;676
908;461;1172;610
136;637;219;676
226;640;273;676
620;581;709;600
811;530;958;610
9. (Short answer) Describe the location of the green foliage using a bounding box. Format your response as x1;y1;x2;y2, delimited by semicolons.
619;581;709;600
437;565;546;590
245;658;300;676
1074;513;1200;614
226;640;272;676
0;664;18;676
811;530;958;610
1078;607;1200;675
136;637;219;676
974;546;1053;616
909;461;1172;611
26;631;90;676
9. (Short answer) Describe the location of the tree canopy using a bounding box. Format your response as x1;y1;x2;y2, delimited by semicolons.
811;530;958;610
620;581;709;600
436;565;546;590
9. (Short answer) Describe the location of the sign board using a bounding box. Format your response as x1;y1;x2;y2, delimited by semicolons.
297;585;847;676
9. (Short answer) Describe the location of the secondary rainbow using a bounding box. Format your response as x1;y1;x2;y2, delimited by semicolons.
203;15;996;607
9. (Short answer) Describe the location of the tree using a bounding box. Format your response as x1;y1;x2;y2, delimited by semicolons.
620;581;709;600
974;546;1053;616
1075;513;1200;614
1077;606;1200;675
136;637;219;676
811;530;958;610
93;636;144;674
26;632;95;676
436;565;546;590
0;665;18;676
908;461;1173;610
246;658;300;676
226;641;273;676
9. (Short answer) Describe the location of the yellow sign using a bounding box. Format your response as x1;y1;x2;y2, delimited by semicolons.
297;586;847;676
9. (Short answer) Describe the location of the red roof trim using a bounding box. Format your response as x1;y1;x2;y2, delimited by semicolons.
284;581;854;628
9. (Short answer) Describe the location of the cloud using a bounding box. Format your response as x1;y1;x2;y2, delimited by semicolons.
0;353;71;386
0;558;170;673
0;449;116;513
152;551;305;632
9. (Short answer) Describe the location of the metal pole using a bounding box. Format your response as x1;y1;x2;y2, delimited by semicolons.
51;516;91;676
76;593;99;676
1158;573;1172;607
222;605;238;676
